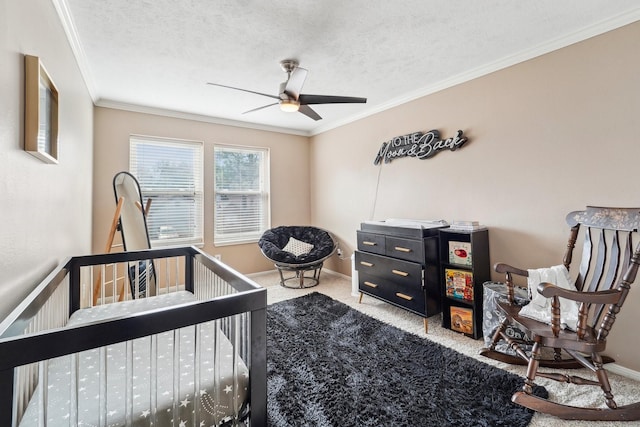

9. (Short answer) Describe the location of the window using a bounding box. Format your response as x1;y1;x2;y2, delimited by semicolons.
130;135;204;247
214;144;270;245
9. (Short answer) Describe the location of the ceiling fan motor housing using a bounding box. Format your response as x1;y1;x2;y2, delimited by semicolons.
278;82;291;100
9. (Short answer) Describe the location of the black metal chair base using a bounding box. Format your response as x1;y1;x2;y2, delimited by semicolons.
276;262;323;289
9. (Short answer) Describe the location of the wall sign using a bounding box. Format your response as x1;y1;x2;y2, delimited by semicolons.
374;129;468;165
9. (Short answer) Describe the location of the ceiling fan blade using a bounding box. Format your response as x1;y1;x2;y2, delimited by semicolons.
298;105;322;121
207;82;280;100
243;102;279;114
298;94;367;105
283;67;308;100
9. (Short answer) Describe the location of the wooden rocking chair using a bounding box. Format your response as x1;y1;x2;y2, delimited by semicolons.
481;206;640;421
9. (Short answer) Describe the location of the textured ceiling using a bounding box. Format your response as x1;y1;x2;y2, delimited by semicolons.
56;0;640;135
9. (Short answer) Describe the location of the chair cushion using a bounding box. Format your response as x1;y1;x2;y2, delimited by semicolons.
258;226;335;265
282;237;314;257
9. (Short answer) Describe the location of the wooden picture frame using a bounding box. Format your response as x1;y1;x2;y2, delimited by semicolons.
24;55;59;163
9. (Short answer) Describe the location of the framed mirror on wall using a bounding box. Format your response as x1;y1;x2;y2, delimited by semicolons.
24;54;59;164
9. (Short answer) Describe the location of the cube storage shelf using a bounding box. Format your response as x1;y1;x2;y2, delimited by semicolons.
439;228;490;339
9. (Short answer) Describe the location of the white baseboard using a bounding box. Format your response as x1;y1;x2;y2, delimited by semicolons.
607;363;640;381
246;269;279;279
321;268;351;281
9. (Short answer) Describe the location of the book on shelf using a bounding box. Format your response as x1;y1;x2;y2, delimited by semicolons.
445;268;474;301
450;306;474;334
448;241;472;266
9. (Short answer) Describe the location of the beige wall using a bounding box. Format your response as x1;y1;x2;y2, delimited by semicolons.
93;107;310;273
0;0;94;318
311;22;640;371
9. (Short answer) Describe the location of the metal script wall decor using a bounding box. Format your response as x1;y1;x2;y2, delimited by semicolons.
373;129;468;165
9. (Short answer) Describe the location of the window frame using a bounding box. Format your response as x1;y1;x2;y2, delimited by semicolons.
213;143;271;246
129;134;204;248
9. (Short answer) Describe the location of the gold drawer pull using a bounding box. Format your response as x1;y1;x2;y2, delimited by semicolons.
363;281;378;288
359;261;374;267
392;269;409;277
394;246;411;253
362;241;377;246
396;292;413;301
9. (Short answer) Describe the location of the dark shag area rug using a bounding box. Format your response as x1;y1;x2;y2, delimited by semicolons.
267;292;547;427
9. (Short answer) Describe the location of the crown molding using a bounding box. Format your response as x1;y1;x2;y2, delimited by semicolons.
52;0;98;103
96;99;311;136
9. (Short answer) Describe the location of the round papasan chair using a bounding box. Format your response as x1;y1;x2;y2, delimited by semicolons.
258;226;337;288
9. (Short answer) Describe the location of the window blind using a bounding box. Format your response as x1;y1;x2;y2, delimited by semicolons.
130;136;204;247
214;145;270;245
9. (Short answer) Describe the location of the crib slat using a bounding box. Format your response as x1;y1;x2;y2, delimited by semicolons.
110;263;115;303
70;353;79;427
213;322;221;425
194;324;201;426
175;257;181;293
172;328;180;427
231;315;239;423
17;365;26;422
102;264;107;306
235;313;246;423
125;340;133;425
150;334;158;426
37;360;47;427
99;346;107;427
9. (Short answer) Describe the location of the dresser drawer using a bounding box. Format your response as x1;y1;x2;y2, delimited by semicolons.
357;231;386;255
385;236;423;263
354;250;380;274
358;272;426;315
355;251;422;288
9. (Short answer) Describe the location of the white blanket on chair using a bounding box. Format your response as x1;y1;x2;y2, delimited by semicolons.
519;265;580;331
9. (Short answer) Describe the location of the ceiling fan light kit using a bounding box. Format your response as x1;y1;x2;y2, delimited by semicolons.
279;99;300;112
207;59;367;121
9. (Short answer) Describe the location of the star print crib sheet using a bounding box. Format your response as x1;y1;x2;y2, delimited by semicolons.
18;291;249;426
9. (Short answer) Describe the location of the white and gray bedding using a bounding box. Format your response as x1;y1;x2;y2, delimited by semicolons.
19;291;249;426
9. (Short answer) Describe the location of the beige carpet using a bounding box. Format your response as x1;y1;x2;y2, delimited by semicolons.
251;269;640;427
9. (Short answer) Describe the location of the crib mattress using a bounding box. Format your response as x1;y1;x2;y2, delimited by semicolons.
19;291;249;426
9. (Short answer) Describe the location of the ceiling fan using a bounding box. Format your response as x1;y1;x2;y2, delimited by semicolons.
207;59;367;121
